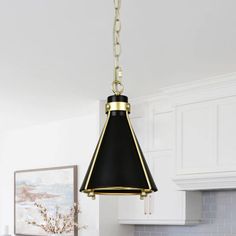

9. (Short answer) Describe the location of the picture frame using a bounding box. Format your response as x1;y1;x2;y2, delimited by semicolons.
14;166;78;236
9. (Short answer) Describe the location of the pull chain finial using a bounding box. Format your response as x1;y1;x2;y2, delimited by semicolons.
112;0;124;95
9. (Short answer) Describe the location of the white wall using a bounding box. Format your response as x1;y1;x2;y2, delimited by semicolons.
99;196;134;236
0;102;100;236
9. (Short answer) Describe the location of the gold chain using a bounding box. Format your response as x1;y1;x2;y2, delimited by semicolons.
112;0;124;95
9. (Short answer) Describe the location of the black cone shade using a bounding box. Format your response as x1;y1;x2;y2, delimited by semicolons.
80;95;157;199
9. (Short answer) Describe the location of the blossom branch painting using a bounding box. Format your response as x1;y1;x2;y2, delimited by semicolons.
26;202;86;234
14;166;78;236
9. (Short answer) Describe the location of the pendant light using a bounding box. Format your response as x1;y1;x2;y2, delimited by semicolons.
80;0;157;200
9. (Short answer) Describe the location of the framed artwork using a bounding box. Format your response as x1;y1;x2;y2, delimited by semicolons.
14;166;78;236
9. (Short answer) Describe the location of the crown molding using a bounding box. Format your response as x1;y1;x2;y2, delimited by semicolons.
131;72;236;105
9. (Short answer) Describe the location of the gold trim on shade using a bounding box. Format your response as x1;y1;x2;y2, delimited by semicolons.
83;187;152;192
84;111;111;190
106;101;131;113
82;187;152;200
126;111;152;190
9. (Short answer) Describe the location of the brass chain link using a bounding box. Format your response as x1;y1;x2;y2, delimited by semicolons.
112;0;124;95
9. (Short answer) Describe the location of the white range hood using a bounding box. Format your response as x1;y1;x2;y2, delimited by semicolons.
172;73;236;191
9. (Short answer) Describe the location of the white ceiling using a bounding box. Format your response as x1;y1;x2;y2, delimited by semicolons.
0;0;236;130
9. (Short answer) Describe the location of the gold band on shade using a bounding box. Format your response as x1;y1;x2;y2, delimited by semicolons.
106;101;131;113
82;187;152;200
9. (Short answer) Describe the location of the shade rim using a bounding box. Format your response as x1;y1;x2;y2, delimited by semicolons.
81;186;157;194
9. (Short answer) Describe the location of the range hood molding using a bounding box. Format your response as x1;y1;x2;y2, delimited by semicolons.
174;173;236;191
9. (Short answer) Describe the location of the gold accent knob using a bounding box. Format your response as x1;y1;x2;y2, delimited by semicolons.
88;191;96;200
105;104;111;113
126;103;131;113
140;190;147;200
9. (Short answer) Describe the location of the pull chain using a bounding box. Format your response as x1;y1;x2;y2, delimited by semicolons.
112;0;124;95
